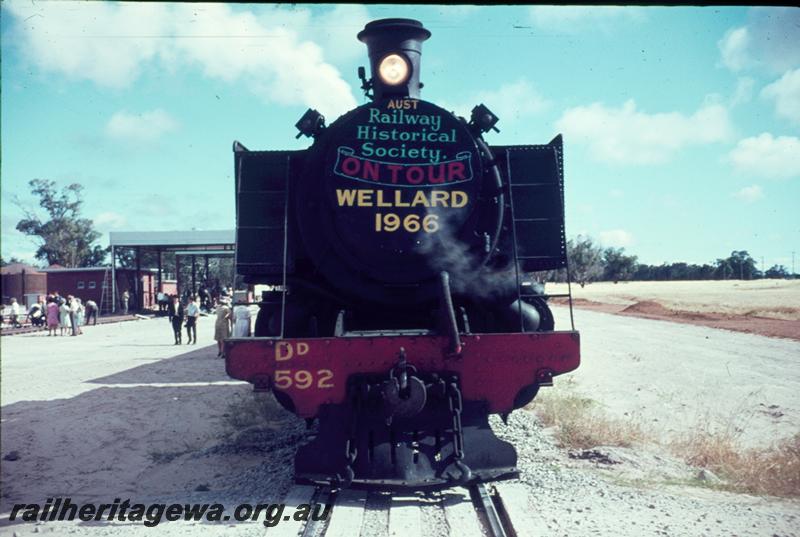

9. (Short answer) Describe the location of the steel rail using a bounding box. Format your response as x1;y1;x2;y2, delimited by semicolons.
470;483;509;537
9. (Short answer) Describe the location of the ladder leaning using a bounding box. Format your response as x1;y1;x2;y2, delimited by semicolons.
99;267;114;314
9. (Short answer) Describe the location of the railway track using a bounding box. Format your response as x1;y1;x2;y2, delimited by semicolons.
0;313;149;336
265;482;549;537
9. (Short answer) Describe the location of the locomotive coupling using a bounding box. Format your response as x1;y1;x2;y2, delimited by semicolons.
382;348;427;424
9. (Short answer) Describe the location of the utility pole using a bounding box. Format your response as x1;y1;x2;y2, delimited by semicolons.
793;251;796;278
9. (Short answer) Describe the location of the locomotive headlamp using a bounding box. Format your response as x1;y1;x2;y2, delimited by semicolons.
378;54;410;86
295;108;325;139
470;104;500;134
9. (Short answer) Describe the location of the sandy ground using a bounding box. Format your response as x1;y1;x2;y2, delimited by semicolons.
1;311;798;535
551;306;800;448
1;318;297;536
549;279;800;340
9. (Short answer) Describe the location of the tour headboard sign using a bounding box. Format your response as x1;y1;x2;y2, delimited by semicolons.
324;98;483;243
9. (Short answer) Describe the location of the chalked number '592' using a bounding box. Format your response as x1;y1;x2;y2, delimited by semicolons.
273;342;334;390
274;369;334;390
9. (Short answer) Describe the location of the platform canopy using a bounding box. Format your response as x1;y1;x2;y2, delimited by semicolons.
109;230;235;250
107;230;236;312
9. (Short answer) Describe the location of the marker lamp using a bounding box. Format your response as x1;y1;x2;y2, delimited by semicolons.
378;54;410;86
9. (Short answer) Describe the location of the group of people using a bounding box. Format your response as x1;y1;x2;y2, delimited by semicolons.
167;294;200;345
198;283;233;313
4;294;94;335
156;283;234;316
24;293;98;336
8;289;252;355
166;293;251;358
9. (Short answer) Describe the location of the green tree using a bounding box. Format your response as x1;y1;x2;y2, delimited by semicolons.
14;179;107;267
764;264;789;279
568;235;604;287
714;258;734;280
602;247;638;283
726;250;759;280
85;245;110;266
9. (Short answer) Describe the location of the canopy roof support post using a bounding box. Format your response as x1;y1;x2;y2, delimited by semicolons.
135;246;142;311
191;255;197;297
111;245;116;313
157;248;163;293
176;255;182;298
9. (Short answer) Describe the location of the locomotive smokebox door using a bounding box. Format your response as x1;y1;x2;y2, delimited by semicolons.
296;98;498;307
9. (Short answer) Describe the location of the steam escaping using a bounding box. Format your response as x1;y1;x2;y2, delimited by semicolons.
416;207;519;303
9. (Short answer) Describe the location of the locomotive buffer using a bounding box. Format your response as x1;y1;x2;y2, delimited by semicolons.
225;18;580;490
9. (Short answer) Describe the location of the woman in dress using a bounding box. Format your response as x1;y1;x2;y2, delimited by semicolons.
232;301;252;338
46;297;59;336
214;297;232;358
59;298;72;336
73;298;85;335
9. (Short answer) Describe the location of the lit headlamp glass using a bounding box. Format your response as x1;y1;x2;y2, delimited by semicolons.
378;54;410;86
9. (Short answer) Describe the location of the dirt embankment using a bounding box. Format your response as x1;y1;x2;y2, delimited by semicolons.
549;280;800;341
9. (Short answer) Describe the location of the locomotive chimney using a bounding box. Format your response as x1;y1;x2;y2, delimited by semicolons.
358;18;431;101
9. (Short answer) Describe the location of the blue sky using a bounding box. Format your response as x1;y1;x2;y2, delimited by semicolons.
2;4;798;269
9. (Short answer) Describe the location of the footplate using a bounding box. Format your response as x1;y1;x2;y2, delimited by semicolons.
294;373;518;490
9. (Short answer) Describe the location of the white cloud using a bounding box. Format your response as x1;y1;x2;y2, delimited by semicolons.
4;2;169;88
730;77;755;106
598;229;634;248
529;6;643;33
313;4;372;63
4;2;358;118
106;110;178;143
555;99;733;165
168;4;358;118
717;8;800;74
93;211;128;232
729;133;800;180
442;79;549;125
718;27;750;72
733;185;764;203
475;80;550;120
761;68;800;124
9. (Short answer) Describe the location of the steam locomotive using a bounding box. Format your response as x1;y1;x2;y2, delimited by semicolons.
225;18;580;489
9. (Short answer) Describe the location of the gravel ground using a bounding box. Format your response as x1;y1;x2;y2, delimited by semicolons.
1;314;798;536
495;411;799;537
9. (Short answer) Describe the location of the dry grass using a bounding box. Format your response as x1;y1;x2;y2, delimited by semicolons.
671;429;800;497
530;390;800;497
223;391;269;430
531;390;647;449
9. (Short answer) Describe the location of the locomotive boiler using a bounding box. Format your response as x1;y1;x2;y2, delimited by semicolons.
225;18;580;489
